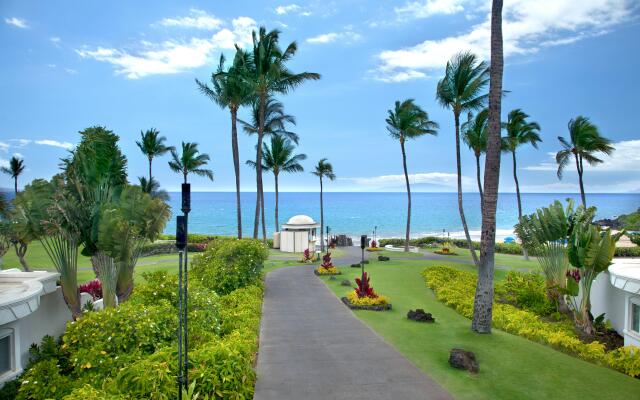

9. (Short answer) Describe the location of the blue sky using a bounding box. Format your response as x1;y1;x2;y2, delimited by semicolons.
1;0;639;193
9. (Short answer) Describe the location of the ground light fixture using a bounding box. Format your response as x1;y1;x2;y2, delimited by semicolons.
175;183;191;397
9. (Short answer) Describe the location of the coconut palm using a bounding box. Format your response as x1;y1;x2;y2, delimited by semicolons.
168;142;214;184
247;135;306;232
462;109;488;200
136;128;174;181
436;51;489;266
312;159;335;252
245;26;320;241
2;156;25;194
138;176;170;201
502;108;542;260
386;99;439;252
471;0;504;334
196;50;253;239
556;116;614;207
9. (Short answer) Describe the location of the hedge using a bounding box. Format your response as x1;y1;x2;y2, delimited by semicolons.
422;266;640;377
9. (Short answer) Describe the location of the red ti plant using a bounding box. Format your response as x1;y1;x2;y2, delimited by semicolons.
321;252;334;269
303;248;311;261
79;279;103;300
354;272;378;298
371;240;377;248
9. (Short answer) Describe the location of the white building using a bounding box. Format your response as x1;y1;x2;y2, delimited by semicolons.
274;215;319;253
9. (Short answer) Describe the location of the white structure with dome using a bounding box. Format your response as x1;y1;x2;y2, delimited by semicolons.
274;215;320;253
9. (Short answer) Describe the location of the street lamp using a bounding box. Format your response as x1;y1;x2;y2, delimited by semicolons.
175;183;191;397
360;234;367;276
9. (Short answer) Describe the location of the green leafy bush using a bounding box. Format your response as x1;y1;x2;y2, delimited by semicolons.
613;246;640;257
112;349;177;399
17;359;73;400
495;271;555;315
191;238;268;295
422;266;640;377
63;385;120;400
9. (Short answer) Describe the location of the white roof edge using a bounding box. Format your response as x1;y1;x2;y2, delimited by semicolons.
609;258;640;294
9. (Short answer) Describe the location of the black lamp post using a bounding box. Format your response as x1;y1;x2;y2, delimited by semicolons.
360;234;367;276
176;183;191;397
175;215;186;399
326;226;330;253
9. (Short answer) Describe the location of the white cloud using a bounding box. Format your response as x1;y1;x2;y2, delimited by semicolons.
65;68;78;74
76;17;256;79
0;142;9;153
10;139;31;148
342;172;471;188
0;158;8;169
376;0;632;82
520;180;640;193
395;0;467;19
48;64;57;68
5;17;28;28
157;9;223;30
370;69;428;82
306;30;362;44
275;4;301;15
50;36;61;43
35;139;74;150
12;152;23;159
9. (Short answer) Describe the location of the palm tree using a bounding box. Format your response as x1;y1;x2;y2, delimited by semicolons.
138;176;170;201
472;0;504;334
556;116;614;207
2;156;25;194
462;109;488;200
168;142;214;184
436;51;489;266
247;135;306;232
502;108;541;260
386;99;438;252
312;159;335;252
196;50;253;239
136;128;174;181
245;26;320;242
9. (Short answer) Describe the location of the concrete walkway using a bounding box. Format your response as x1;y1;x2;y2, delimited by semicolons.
253;264;452;400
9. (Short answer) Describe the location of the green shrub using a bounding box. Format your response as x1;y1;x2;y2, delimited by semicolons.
63;385;120;400
614;246;640;257
158;233;226;243
17;359;73;400
113;349;177;399
191;238;268;295
0;379;20;400
496;271;555;315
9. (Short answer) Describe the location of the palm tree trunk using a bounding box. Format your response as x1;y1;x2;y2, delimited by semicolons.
254;93;266;239
454;111;479;266
14;177;17;194
274;173;280;232
576;154;586;206
475;153;484;201
512;151;528;260
319;177;324;253
183;172;187;184
472;0;503;334
261;188;267;243
231;107;242;239
401;139;411;252
148;156;153;182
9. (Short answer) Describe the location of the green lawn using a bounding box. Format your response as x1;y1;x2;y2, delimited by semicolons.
319;259;640;400
424;245;541;271
367;249;424;258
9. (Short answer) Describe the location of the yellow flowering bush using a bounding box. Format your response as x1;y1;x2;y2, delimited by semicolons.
347;291;389;306
315;266;340;275
422;266;640;377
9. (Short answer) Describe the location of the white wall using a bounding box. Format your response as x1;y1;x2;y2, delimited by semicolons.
591;271;626;334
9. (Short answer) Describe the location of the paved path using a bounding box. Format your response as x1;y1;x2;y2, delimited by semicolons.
253;264;452;400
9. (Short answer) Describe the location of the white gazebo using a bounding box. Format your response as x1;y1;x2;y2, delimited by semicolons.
275;215;319;253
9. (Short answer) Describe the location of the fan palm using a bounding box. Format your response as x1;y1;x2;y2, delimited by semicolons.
247;135;306;231
196;50;253;239
386;99;438;252
168;142;214;184
556;116;614;207
2;156;25;194
436;51;489;266
245;26;320;241
312;159;335;252
462;109;488;200
502;108;542;260
135;128;174;181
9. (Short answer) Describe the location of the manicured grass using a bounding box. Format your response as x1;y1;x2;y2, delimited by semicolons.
320;259;640;400
367;249;424;258
425;246;541;271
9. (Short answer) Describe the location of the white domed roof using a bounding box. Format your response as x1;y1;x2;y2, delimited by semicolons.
286;214;316;225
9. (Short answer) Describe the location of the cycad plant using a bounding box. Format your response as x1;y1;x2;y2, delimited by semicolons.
462;109;488;200
386;99;438;252
168;142;214;184
436;51;489;266
136;128;174;181
247;135;306;231
312;159;335;252
556;116;614;207
2;155;26;194
502;108;542;260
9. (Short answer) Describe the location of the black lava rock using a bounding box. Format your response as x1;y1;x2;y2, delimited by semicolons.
407;309;435;323
378;255;390;261
350;263;361;268
449;348;479;373
341;280;352;286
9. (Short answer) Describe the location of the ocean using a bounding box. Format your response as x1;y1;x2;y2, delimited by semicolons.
164;192;640;240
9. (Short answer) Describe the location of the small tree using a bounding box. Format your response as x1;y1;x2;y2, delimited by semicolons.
1;156;25;194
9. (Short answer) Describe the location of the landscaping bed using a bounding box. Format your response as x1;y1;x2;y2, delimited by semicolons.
341;296;391;311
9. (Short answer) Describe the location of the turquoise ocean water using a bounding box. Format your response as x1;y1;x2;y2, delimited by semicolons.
165;192;639;240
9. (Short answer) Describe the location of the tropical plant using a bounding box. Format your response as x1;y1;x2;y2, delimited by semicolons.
502;108;542;260
556;116;614;206
168;142;214;184
243;26;320;241
471;0;504;334
196;50;253;239
312;158;335;252
247;135;306;232
135;128;174;182
462;109;488;200
354;271;377;298
138;176;169;201
386;99;438;252
2;155;25;194
436;51;489;266
5;192;38;271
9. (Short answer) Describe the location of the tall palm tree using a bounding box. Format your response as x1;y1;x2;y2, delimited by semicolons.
386;99;438;252
312;159;335;252
196;50;253;239
136;128;174;181
502;108;542;260
462;109;488;200
2;156;25;194
556;116;614;207
472;0;504;334
436;51;489;266
245;26;320;242
247;135;306;232
168;142;214;184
